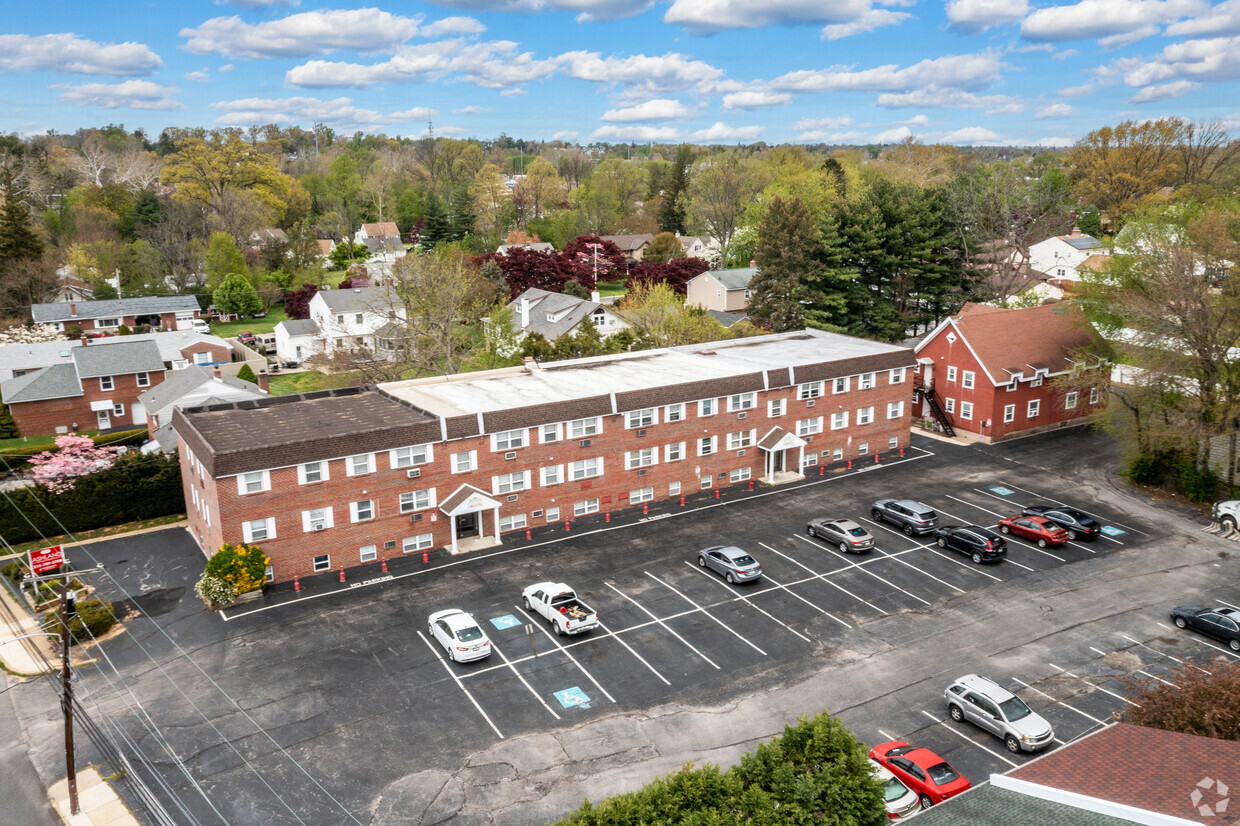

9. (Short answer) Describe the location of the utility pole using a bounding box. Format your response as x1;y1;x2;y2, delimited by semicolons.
58;576;79;816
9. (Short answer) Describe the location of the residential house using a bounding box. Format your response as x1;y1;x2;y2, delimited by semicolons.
273;319;321;366
32;296;203;334
354;222;401;246
600;234;654;264
0;330;230;383
1027;228;1108;282
707;310;748;329
677;235;720;265
273;287;406;363
508;288;629;342
173;328;915;583
50;269;93;304
913;302;1107;442
497;242;555;256
316;239;336;260
685;267;758;313
138;365;268;453
247;228;289;248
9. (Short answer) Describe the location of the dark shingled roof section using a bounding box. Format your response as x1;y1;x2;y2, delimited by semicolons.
482;395;613;433
910;783;1135;826
445;414;480;440
766;367;791;389
794;349;915;382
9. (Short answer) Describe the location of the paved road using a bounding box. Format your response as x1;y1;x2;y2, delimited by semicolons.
0;673;59;826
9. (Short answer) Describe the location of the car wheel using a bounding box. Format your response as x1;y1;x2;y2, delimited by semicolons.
553;621;563;636
1231;639;1240;652
920;794;934;810
972;552;983;564
872;509;883;522
1223;515;1237;530
839;541;849;554
1037;538;1048;548
725;572;735;584
1005;735;1021;754
949;704;964;722
937;537;947;548
698;555;707;567
808;526;817;537
522;596;532;611
1066;530;1078;540
1000;525;1011;534
904;523;915;536
1175;616;1187;629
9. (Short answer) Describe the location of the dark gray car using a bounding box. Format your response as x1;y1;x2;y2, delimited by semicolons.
872;499;939;535
697;545;762;583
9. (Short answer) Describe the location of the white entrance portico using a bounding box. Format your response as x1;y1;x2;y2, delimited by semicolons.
439;484;502;554
757;426;807;485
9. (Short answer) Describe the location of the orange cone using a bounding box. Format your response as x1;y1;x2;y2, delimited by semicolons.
847;457;852;469
875;451;880;464
899;445;904;457
819;464;824;476
381;558;388;573
714;487;720;499
748;479;754;490
339;566;345;582
565;520;571;531
525;527;532;540
642;502;648;515
422;549;429;563
680;494;685;506
293;576;301;592
606;509;611;522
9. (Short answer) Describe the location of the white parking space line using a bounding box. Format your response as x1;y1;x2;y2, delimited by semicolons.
592;619;672;686
761;571;852;629
490;640;562;719
968;488;1096;554
862;518;1007;583
684;562;813;642
773;540;931;607
869;544;966;594
994;480;1146;538
646;572;768;656
944;495;1066;562
1120;634;1211;675
606;583;721;669
877;729;898;742
1048;663;1141;707
417;631;504;739
773;539;889;615
1011;677;1107;726
918;711;1019;768
1155;622;1240;660
1137;669;1178;688
517;606;617;703
927;505;1036;572
1217;599;1240;611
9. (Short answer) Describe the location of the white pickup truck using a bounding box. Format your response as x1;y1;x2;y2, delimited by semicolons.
522;582;599;636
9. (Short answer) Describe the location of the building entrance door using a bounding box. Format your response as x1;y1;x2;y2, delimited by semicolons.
96;410;111;430
455;512;479;539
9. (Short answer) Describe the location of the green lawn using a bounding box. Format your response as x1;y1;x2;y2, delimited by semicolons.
0;432;99;451
268;370;360;396
208;306;289;340
597;279;627;297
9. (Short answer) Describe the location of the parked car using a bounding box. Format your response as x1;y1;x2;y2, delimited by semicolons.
190;319;211;334
944;674;1055;753
1171;605;1240;651
1020;505;1101;541
806;518;875;553
697;546;762;583
522;583;600;635
872;499;939;535
997;515;1070;548
1212;500;1240;531
427;609;492;662
868;758;921;819
868;741;970;810
934;526;1007;563
237;331;257;345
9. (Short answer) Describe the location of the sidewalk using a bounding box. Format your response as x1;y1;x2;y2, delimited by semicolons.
49;769;140;826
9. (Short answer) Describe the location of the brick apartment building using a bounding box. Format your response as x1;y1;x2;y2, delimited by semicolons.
913;302;1107;442
173;329;916;583
32;296;203;333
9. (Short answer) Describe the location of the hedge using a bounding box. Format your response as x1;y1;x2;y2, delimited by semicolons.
42;599;118;646
0;452;185;544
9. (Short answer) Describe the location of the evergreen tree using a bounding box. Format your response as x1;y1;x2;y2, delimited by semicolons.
236;363;257;384
746;196;818;332
657;145;692;234
129;189;165;234
421;195;451;250
213;272;262;317
0;163;45;275
448;186;476;242
0;396;17;440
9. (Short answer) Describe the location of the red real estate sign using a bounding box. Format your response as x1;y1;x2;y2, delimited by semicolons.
29;545;64;575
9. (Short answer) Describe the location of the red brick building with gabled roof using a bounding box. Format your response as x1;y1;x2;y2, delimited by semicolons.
913;302;1107;442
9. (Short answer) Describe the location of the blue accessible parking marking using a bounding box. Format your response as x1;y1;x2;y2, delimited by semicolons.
1100;525;1126;537
554;687;591;709
489;614;522;630
989;486;1014;495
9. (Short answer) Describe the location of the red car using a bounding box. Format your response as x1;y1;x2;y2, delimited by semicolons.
868;741;970;810
997;515;1070;548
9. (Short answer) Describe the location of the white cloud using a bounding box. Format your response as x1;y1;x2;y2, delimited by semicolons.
286;40;556;89
181;9;431;58
559;51;725;100
1035;102;1073;118
215;0;300;7
1021;0;1207;44
796;129;866;142
185;71;209;82
500;87;527;96
453;105;488;114
905;113;930;125
218;64;234;72
663;0;874;35
938;126;1002;143
770;52;1002;94
553;130;579;139
721;90;792;109
1112;34;1240;87
1130;79;1199;101
792;114;854;130
947;0;1027;33
821;9;911;40
1052;48;1080;59
876;88;1023;114
427;0;653;23
0;34;161;76
687;122;766;141
1034;136;1075;147
53;80;181;110
590;125;681;141
601;99;695;122
874;126;912;142
211;95;436;127
1166;0;1240;35
421;16;487;36
1058;82;1095;97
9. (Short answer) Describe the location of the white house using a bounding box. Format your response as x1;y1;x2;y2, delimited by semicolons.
138;365;268;453
353;222;401;246
1027;228;1108;282
508;288;629;342
275;287;407;363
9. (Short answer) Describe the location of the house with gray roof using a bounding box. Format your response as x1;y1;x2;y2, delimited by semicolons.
600;234;654;264
273;318;322;366
138;365;268;453
508;288;630;343
497;242;555;256
31;295;202;334
685;267;758;313
275;287;409;362
1027;228;1109;282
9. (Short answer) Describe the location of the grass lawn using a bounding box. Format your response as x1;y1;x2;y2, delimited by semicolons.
598;279;627;297
208;306;288;340
268;370;360;396
0;432;101;451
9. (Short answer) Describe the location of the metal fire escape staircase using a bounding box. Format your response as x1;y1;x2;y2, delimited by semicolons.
916;382;956;438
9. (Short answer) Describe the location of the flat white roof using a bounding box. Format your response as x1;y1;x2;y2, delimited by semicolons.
379;329;909;417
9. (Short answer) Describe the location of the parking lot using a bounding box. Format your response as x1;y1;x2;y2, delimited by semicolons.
16;428;1240;826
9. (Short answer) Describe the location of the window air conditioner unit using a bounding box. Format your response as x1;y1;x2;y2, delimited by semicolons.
636;429;646;437
806;436;813;443
580;439;591;448
737;449;746;457
738;412;747;419
312;523;325;531
806;400;815;407
507;494;519;503
411;513;422;522
637;469;646;477
505;451;517;460
384;541;396;549
532;510;543;518
406;468;421;478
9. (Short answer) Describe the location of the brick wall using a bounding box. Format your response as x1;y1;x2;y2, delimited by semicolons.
179;341;231;364
9;370;167;436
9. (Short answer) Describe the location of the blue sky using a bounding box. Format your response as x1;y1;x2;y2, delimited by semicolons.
3;0;1239;146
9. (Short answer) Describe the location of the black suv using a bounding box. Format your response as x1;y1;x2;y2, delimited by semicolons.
1021;505;1101;541
871;499;939;535
935;526;1008;563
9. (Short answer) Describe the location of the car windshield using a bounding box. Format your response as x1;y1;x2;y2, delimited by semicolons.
883;778;909;803
999;696;1032;721
456;626;484;642
732;555;756;566
847;527;868;537
926;762;960;785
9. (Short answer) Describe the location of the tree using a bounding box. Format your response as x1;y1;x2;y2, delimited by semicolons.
627;257;709;294
1121;661;1240;741
616;281;727;348
562;234;626;290
204;232;248;290
213;272;262;317
0;161;45;276
513;157;564;226
420;195;451;251
657;145;692;234
644;231;686;264
468;303;524;371
236;363;257;384
204;542;269;595
747;196;817;332
161;133;291;235
1066;119;1184;219
28;435;120;494
690;152;760;263
284;284;320;319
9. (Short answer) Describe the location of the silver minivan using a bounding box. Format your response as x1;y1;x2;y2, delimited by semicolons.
944;674;1054;753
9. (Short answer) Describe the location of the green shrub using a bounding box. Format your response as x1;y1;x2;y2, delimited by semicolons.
1181;462;1220;503
1;560;24;584
1124;453;1168;486
204;543;268;594
236;363;257;384
42;599;118;645
194;575;237;606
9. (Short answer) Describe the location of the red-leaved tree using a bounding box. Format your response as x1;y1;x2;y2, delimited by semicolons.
627;257;710;294
284;284;320;319
28;435;120;493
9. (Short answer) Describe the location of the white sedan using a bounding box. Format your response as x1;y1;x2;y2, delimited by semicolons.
869;758;921;819
428;609;492;662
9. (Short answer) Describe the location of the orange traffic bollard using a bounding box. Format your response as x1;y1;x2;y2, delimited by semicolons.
339;566;345;582
381;558;388;573
293;576;301;592
606;509;611;522
847;457;852;469
714;487;720;499
642;502;648;515
875;451;880;464
748;479;754;490
819;464;824;476
422;549;429;563
680;494;686;506
525;527;532;540
899;445;904;457
565;520;571;531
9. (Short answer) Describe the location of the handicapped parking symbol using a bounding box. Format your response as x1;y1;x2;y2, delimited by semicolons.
989;486;1014;495
1100;525;1126;537
554;686;591;709
489;614;522;630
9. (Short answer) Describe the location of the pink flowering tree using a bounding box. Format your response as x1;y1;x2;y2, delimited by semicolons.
28;435;120;493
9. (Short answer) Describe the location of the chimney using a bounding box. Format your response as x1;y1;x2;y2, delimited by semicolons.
257;369;270;392
590;290;600;303
520;295;530;330
213;367;222;380
749;260;756;268
69;302;77;317
523;356;539;373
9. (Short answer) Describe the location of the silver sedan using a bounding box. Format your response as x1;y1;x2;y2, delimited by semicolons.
807;518;876;553
697;546;762;583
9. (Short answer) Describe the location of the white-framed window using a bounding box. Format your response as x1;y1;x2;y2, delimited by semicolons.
313;554;331;572
1031;377;1043;388
540;422;562;443
802;453;818;468
797;417;823;436
574;499;600;516
946;366;958;382
500;514;527;532
859;372;876;390
665;403;685;422
136;372;150;388
727;430;755;450
697;435;717;456
403;534;433;553
568;417;601;438
336;314;345;325
97;317;120;328
1065;391;1078;410
830;411;848;430
194;352;210;365
399;489;435;512
960;402;973;420
1090;387;1101;404
492;428;527;451
669;481;681;496
833;448;844;461
889;367;905;384
237;470;270;495
354;313;363;324
113;403;125;417
264;565;274;583
1027;399;1041;418
351;499;375;522
390;444;431;469
698;398;717;417
347;453;374;476
857;407;874;425
99;376;114;391
768;399;786;417
727;392;755;412
493;471;531;494
546;507;561;522
730;467;752;483
1007;381;1017;392
630;487;654;503
626;408;656;428
798;381;823;400
298;461;328;485
540;465;564;486
887;401;904;419
945;398;955;414
833;376;849;394
569;457;603;480
858;442;869;454
700;475;713;489
665;442;685;462
451;451;476;473
962;371;975;390
242;517;275;543
888;436;899;449
360;545;377;563
302;507;335;532
626;447;657;469
1003;403;1016;423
